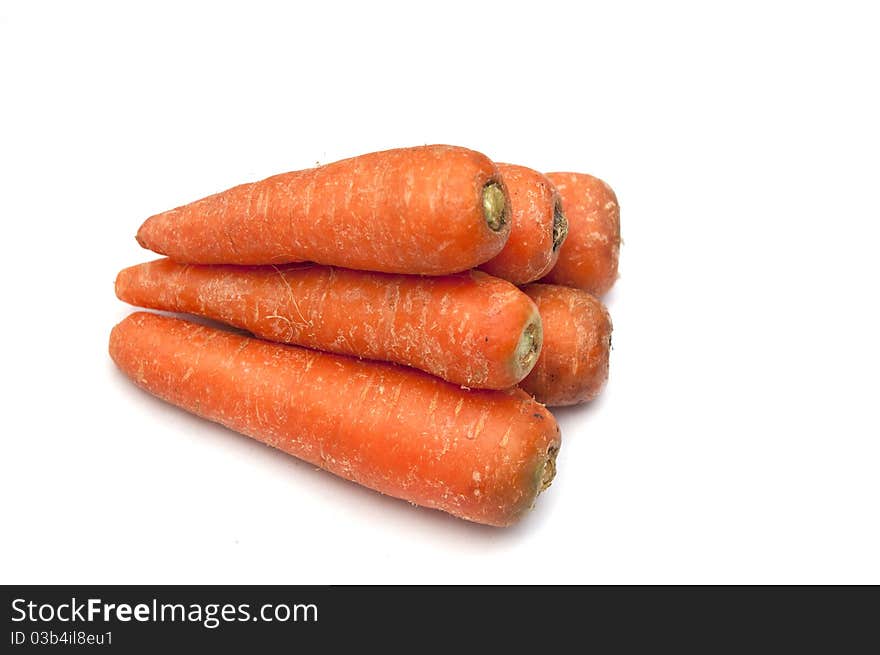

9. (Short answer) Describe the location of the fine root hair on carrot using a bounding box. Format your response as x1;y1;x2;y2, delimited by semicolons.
482;181;509;232
552;198;569;251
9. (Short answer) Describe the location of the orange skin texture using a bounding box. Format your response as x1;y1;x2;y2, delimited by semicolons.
115;259;542;390
479;163;563;285
135;145;510;275
110;312;560;527
540;173;620;296
519;284;612;406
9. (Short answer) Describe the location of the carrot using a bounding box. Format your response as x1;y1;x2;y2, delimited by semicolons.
115;259;543;389
135;145;511;275
519;284;612;406
110;312;560;527
478;163;568;285
540;173;620;296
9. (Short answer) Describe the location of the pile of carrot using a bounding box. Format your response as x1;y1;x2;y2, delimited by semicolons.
112;145;620;527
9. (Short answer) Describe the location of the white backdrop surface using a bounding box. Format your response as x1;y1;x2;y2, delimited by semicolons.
1;1;877;583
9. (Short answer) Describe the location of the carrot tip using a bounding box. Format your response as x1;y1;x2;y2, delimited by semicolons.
482;182;508;232
551;199;569;251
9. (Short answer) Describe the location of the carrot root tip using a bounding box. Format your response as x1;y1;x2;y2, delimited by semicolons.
552;199;569;251
482;182;508;232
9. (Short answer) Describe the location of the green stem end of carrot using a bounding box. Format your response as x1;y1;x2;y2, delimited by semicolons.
482;182;508;232
540;445;559;493
514;315;543;379
552;199;569;251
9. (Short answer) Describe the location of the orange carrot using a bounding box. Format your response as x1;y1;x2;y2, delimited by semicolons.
540;173;620;296
478;163;568;285
519;284;612;406
136;145;511;275
110;312;560;527
115;259;543;389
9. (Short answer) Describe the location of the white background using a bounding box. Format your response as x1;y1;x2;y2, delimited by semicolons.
1;1;878;584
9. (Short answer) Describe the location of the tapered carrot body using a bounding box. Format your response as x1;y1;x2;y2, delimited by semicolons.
519;284;612;406
136;145;511;275
110;312;560;526
115;259;543;390
479;163;568;285
540;173;620;296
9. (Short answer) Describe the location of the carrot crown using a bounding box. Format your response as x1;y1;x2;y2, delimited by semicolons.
482;182;508;232
552;199;569;251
